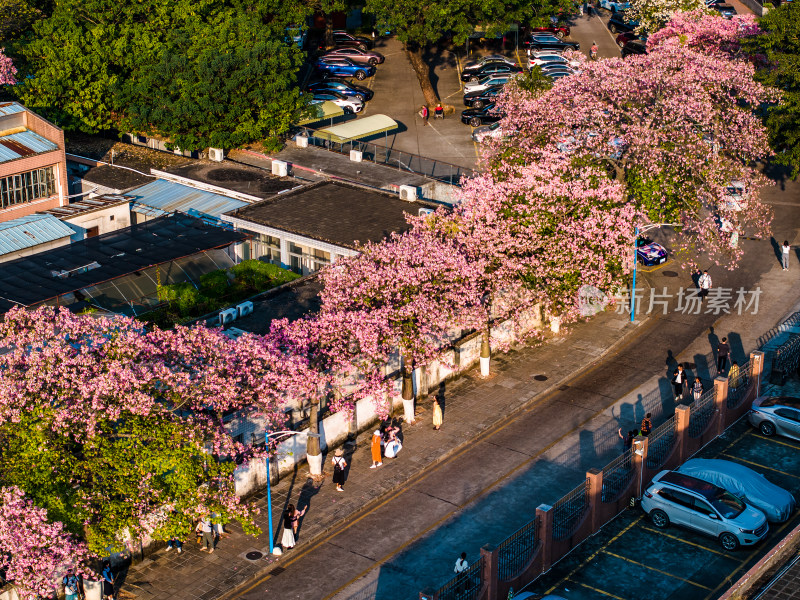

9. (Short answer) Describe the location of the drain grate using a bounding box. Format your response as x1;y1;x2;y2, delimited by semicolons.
533;375;548;381
270;566;286;576
245;551;264;561
662;270;679;277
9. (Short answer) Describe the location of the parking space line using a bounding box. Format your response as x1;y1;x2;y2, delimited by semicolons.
515;48;525;70
602;550;713;589
545;515;643;594
717;428;753;454
637;525;735;558
718;453;800;480
566;578;627;600
753;435;800;451
455;53;464;92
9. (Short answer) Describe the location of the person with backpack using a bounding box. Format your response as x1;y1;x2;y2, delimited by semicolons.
454;551;470;592
640;413;653;437
331;447;347;492
692;378;703;402
63;568;82;600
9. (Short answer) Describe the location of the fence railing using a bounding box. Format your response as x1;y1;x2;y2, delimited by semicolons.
601;448;634;502
773;335;800;374
688;388;716;438
300;129;476;186
645;416;676;470
553;479;589;540
436;556;483;600
497;517;539;581
727;360;753;409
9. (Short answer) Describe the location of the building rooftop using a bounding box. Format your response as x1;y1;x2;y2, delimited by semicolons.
224;180;438;249
0;213;248;312
40;194;131;219
0;214;75;256
77;163;155;193
128;179;249;219
0;102;25;118
0;129;60;165
164;162;298;200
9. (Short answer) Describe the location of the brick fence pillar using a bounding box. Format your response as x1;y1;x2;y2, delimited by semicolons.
536;504;554;573
714;375;730;435
750;350;764;397
587;468;603;532
675;405;691;463
481;544;498;600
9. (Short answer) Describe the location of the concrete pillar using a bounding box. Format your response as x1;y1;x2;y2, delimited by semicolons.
675;405;691;463
536;504;554;572
632;435;649;499
714;375;730;434
587;468;603;531
750;350;764;397
279;238;290;271
419;589;437;600
481;544;498;600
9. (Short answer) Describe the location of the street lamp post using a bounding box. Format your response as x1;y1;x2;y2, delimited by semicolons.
630;223;680;322
264;430;320;555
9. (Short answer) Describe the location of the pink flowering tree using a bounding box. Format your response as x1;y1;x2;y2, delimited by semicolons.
489;39;778;268
647;10;761;57
0;48;16;86
0;486;91;599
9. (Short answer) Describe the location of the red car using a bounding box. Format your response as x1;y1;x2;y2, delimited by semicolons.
615;32;638;48
529;25;571;40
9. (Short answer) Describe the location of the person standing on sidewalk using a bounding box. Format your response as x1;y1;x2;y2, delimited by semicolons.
717;337;730;374
640;413;653;437
454;552;470;592
782;241;791;270
101;561;115;600
672;365;686;401
370;430;383;468
419;105;429;126
432;397;443;431
618;428;636;451
198;517;215;553
63;569;81;600
331;447;347;491
698;270;712;300
692;378;703;402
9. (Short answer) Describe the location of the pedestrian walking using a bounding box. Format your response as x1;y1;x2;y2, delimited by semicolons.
698;270;712;300
454;551;470;592
590;41;598;60
692;378;703;402
165;537;183;553
672;365;686;401
331;447;347;492
640;413;653;437
717;337;730;374
419;105;429;126
63;569;82;600
782;241;791;270
432;397;443;431
370;429;383;468
101;561;115;600
198;517;215;553
281;504;297;550
618;428;636;450
384;425;403;458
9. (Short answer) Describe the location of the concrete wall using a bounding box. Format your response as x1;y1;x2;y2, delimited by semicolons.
0;235;71;263
738;0;769;15
64;203;131;241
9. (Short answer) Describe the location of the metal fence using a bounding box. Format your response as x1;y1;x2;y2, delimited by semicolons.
688;388;717;438
553;479;590;540
645;416;676;470
727;360;753;409
772;335;800;375
497;516;539;581
301;129;476;186
436;556;483;600
601;448;634;502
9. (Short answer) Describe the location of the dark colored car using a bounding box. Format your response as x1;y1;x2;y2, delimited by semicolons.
463;85;504;108
607;12;638;34
460;61;522;82
307;80;374;102
523;34;580;52
528;25;571;39
313;57;376;80
622;40;647;57
615;32;638;48
332;30;373;49
636;238;667;265
460;103;504;127
322;47;384;65
711;3;737;18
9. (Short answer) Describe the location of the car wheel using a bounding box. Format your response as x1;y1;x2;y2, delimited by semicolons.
610;24;618;33
469;75;479;83
470;117;482;127
556;31;565;40
720;532;739;551
618;39;626;48
355;70;367;80
760;421;776;437
368;58;377;66
650;509;669;529
474;100;485;109
343;106;354;114
354;94;366;101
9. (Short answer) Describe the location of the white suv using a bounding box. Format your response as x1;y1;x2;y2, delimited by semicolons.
642;470;768;550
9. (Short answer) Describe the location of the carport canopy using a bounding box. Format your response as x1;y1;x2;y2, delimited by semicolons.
297;101;345;125
313;114;398;143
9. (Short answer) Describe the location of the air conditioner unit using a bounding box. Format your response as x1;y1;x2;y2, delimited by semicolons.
296;135;309;148
418;208;434;217
208;147;225;162
219;308;238;326
272;160;288;177
236;301;254;318
350;150;363;162
399;185;417;201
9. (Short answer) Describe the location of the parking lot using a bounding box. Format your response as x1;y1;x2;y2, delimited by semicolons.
525;417;800;600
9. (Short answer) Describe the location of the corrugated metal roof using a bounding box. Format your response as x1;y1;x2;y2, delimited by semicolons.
0;214;75;256
0;129;60;164
128;179;248;218
0;102;25;117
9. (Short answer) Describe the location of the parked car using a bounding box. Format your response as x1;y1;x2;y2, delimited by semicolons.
642;470;769;550
462;103;504;127
310;91;363;114
721;180;748;212
460;61;522;83
321;47;385;66
472;121;504;143
314;57;376;80
677;459;796;523
463;86;504;108
607;12;639;34
463;73;518;94
622;40;648;58
615;32;638;48
540;62;575;73
711;3;737;18
636;238;667;266
524;34;580;52
307;80;374;102
527;51;574;69
528;25;571;39
285;26;307;49
599;0;631;12
749;396;800;441
332;30;373;49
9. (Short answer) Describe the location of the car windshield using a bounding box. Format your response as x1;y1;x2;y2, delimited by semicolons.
710;489;745;519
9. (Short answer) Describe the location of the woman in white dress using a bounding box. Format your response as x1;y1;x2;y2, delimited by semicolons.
281;504;304;549
383;426;402;458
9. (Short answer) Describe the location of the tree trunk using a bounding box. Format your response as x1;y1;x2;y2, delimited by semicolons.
324;16;334;48
306;399;322;475
405;42;439;107
480;326;491;378
401;356;416;424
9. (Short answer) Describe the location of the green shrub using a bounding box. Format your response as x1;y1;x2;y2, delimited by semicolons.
231;260;299;292
199;270;230;298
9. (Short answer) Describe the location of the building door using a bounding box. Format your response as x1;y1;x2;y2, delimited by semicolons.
86;226;100;238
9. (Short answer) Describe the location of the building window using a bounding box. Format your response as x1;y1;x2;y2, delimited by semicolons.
86;226;99;238
0;166;57;209
251;233;281;264
288;241;331;275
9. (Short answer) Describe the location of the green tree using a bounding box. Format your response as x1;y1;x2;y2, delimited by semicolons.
743;3;800;176
0;0;41;43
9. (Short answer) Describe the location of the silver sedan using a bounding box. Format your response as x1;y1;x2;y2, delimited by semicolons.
749;395;800;441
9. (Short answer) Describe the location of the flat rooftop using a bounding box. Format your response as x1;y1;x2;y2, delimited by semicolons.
164;162;298;199
77;163;155;192
40;194;131;219
224;180;438;249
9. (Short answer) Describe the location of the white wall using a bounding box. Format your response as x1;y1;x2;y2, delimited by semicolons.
64;203;131;241
0;236;71;263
